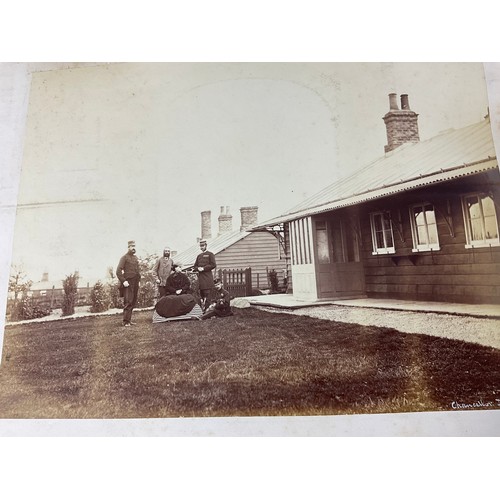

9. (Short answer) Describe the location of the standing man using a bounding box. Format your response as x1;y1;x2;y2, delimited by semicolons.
193;239;216;310
116;240;141;327
153;246;174;298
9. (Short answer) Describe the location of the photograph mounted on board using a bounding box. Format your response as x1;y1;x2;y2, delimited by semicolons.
1;62;499;421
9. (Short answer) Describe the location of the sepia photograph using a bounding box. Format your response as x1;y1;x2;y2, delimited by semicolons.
1;61;500;435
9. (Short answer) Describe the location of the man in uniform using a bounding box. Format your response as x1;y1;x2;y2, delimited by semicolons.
193;239;216;311
201;277;233;320
116;240;141;327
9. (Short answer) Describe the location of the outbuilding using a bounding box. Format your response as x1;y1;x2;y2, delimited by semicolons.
175;206;286;294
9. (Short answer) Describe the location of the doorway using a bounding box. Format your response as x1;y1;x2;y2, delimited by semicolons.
313;214;366;299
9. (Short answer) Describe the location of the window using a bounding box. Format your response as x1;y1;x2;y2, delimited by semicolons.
410;203;440;252
370;211;395;254
462;193;500;248
315;221;330;263
331;217;361;263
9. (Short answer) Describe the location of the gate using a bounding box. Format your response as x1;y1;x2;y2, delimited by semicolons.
218;268;252;297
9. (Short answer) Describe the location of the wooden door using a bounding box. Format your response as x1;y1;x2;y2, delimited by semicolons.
313;215;366;299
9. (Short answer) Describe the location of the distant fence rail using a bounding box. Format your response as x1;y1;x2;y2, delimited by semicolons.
217;268;252;298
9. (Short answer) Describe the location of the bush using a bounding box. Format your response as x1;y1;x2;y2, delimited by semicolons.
135;253;159;308
62;272;79;316
90;280;111;313
108;282;123;309
187;271;201;303
268;269;280;293
11;296;51;321
137;281;156;308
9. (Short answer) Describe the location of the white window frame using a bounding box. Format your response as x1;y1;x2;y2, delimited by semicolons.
370;211;396;255
461;192;500;248
409;202;440;252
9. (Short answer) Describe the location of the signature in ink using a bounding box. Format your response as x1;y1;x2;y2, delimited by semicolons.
451;399;500;410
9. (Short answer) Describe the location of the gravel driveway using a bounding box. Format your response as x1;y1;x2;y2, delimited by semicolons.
254;305;500;350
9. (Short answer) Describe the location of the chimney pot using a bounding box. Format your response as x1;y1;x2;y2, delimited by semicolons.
388;93;399;110
401;94;410;110
218;205;233;235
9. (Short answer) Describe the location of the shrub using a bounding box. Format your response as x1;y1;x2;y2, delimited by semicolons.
12;296;51;320
137;281;156;308
8;266;33;319
62;272;79;316
108;282;123;309
268;269;280;293
136;253;159;308
90;280;111;313
187;271;201;303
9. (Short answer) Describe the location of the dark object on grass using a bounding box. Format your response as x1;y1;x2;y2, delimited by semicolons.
155;293;196;318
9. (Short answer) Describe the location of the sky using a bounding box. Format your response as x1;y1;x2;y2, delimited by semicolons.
9;62;491;284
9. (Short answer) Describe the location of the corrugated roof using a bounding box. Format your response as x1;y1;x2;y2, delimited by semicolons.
174;230;251;270
253;118;498;228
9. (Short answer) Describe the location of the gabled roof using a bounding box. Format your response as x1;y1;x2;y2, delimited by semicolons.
174;230;250;270
252;118;498;229
31;277;94;291
31;280;64;291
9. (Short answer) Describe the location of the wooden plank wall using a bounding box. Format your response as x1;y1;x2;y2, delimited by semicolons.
284;224;293;293
214;231;286;290
358;172;500;304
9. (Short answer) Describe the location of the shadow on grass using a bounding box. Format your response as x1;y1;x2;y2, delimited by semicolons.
1;308;499;418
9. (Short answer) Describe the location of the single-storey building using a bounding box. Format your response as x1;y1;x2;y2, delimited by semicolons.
251;93;500;305
175;206;286;293
29;272;93;307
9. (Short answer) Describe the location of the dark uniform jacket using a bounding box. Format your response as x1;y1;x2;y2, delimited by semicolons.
210;287;232;316
116;252;140;284
165;272;191;295
193;251;216;290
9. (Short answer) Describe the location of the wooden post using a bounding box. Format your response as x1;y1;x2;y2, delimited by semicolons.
245;268;252;296
50;285;55;309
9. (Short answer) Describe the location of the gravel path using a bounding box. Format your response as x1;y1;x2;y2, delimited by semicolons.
254;305;500;350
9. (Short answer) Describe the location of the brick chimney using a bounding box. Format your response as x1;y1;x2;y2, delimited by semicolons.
383;93;420;153
201;210;212;240
240;206;258;231
42;272;49;282
218;206;233;235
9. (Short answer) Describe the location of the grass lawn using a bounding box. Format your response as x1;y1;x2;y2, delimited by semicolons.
1;308;499;419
